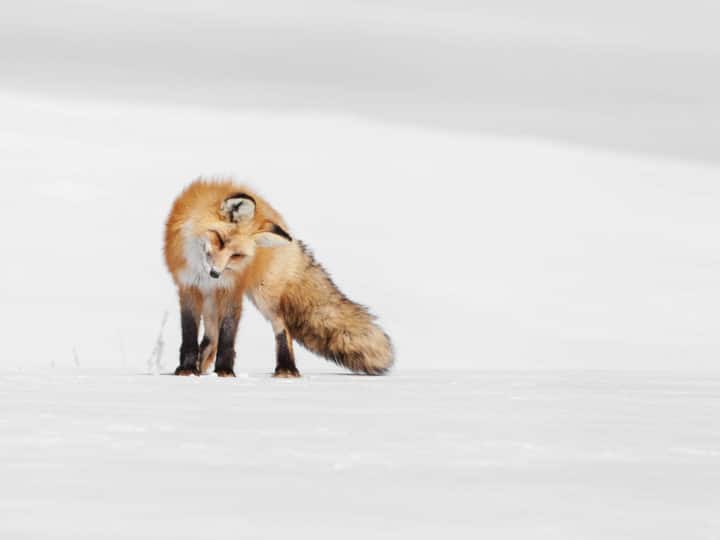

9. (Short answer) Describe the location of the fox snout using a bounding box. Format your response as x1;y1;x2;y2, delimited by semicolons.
203;251;223;278
203;243;225;278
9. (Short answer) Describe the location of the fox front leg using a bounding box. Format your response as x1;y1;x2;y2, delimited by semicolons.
175;290;202;376
215;304;241;378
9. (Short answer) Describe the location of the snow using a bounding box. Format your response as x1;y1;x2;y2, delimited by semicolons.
2;2;720;537
2;369;719;539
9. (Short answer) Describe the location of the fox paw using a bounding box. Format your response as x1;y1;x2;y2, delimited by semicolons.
174;366;200;376
273;368;301;378
215;368;236;378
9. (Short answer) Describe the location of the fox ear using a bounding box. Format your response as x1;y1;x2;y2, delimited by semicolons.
253;223;292;248
221;193;256;222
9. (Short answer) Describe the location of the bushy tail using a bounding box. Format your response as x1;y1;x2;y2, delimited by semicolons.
278;243;394;375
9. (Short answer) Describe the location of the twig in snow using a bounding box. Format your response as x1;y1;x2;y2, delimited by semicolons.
147;311;169;375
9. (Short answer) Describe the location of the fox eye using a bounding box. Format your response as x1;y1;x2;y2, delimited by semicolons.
211;230;225;249
231;253;245;259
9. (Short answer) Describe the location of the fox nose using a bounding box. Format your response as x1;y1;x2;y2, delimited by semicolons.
209;269;220;279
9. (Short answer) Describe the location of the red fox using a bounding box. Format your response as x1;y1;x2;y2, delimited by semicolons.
164;179;394;377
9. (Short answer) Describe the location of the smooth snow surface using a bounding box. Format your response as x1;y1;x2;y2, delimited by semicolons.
1;369;719;539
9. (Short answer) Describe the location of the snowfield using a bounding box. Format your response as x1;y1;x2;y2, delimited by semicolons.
1;369;719;539
1;74;720;540
2;2;720;537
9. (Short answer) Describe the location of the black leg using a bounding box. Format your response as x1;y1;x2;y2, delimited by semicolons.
274;330;300;378
175;304;200;375
215;312;239;377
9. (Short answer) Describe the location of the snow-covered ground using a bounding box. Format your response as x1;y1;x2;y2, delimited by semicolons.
2;2;720;537
2;369;719;539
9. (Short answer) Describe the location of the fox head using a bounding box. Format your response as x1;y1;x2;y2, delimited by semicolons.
187;192;292;280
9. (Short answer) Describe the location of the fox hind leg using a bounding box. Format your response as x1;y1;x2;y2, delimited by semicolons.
198;301;219;374
273;328;300;378
198;336;217;374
